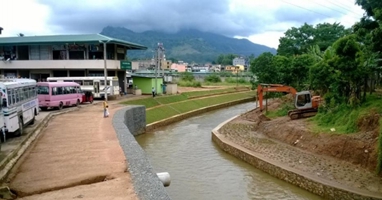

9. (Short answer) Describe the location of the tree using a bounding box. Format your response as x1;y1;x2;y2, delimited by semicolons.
250;52;277;83
272;55;292;85
355;0;382;21
278;23;315;56
290;54;316;88
277;22;350;56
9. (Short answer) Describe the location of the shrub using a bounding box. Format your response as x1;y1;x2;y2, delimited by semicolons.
177;80;202;87
179;72;195;82
205;74;221;83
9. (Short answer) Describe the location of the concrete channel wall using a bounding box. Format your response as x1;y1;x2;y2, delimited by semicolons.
113;97;254;200
113;105;171;200
211;115;382;200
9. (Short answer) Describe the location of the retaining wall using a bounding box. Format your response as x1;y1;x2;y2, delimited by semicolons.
211;115;382;200
113;105;171;200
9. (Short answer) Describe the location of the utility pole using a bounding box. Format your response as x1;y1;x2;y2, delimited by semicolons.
99;40;110;101
155;43;165;95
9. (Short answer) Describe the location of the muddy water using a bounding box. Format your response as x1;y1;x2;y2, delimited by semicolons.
136;102;323;200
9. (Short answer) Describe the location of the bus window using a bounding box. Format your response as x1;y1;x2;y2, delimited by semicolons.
57;87;64;95
14;89;19;103
37;86;49;95
52;87;57;95
24;88;29;99
63;87;68;94
64;80;73;82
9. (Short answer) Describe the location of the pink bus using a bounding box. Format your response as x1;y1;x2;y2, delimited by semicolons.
37;82;83;110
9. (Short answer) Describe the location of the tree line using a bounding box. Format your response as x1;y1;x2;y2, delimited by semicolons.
250;0;382;106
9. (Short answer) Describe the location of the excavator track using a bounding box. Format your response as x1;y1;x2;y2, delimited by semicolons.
288;108;318;120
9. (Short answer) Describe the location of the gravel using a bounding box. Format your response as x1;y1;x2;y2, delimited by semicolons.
113;105;171;200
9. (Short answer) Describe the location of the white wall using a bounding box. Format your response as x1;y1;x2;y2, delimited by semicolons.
0;60;122;70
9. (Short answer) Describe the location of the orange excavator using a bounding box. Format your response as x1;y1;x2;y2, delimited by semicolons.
257;84;322;120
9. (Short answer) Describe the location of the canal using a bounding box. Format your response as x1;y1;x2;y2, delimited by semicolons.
136;102;323;200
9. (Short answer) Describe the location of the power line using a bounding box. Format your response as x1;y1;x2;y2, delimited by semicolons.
323;0;364;17
279;0;362;24
279;0;333;18
310;0;361;20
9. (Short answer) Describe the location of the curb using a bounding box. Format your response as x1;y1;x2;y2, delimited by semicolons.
146;96;254;132
211;112;382;200
0;107;81;183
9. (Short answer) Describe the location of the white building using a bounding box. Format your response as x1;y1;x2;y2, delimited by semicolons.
0;34;147;93
233;57;246;66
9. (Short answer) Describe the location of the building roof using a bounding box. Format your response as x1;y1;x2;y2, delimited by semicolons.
0;34;147;50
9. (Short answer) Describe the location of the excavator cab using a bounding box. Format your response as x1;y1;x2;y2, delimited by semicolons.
295;91;312;110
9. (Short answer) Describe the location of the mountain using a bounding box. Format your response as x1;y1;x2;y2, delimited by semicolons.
101;26;277;63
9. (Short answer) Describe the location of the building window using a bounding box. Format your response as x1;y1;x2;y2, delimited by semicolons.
69;51;85;60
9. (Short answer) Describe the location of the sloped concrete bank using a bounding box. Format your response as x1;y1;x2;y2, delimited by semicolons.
211;114;382;200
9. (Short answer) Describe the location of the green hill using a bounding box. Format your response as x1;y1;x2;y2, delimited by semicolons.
100;26;277;63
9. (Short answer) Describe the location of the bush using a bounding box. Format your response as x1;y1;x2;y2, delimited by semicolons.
225;77;236;83
179;72;195;82
205;74;221;83
177;80;202;87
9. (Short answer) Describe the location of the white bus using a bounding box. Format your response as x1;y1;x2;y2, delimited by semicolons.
0;78;39;136
47;77;120;98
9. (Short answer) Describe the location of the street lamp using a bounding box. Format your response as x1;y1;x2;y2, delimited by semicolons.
99;40;110;101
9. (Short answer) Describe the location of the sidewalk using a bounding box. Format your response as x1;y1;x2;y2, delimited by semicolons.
2;102;137;199
0;94;146;199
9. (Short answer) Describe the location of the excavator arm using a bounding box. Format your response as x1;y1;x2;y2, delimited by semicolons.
257;84;297;111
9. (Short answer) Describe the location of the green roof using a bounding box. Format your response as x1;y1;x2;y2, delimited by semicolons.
0;34;147;50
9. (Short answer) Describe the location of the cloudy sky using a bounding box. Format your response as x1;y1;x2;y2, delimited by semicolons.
0;0;365;49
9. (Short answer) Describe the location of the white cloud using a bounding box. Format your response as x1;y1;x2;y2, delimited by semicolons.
0;0;52;37
0;0;367;50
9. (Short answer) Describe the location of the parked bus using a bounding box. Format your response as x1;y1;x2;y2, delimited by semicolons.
0;83;8;142
37;82;83;110
46;77;119;99
0;78;39;136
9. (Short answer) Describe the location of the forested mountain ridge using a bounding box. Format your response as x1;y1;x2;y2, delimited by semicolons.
100;26;277;63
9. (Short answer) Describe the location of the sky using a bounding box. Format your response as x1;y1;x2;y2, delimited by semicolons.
0;0;365;49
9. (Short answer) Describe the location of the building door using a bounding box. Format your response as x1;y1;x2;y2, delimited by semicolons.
93;81;100;98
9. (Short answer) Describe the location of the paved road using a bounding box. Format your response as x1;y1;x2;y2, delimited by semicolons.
7;103;138;200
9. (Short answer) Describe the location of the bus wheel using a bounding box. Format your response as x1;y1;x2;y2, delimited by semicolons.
41;107;48;111
58;102;63;110
76;99;80;106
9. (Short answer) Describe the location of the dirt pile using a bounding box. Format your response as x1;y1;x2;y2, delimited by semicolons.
237;100;380;172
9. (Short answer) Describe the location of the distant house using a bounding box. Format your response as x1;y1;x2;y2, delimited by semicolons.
225;65;244;73
210;65;221;72
171;63;186;72
233;57;246;66
191;65;209;72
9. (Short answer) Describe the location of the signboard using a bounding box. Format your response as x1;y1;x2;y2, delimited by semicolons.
120;61;132;70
